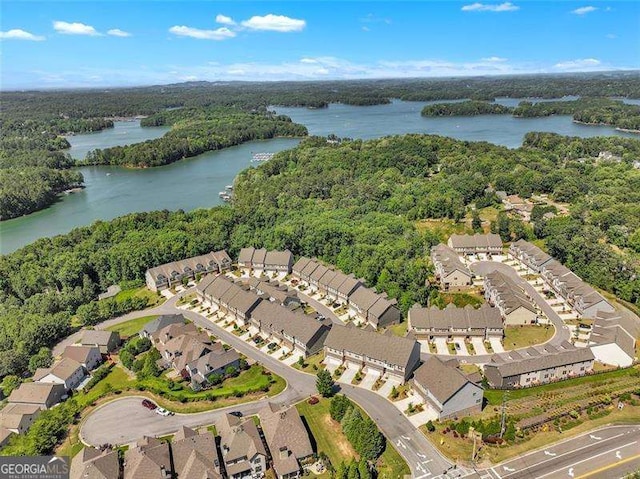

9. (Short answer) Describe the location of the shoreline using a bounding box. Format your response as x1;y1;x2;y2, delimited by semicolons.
572;119;640;133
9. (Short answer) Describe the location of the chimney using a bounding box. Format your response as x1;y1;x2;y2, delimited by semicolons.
279;447;289;459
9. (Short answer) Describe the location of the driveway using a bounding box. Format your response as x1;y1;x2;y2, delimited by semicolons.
434;337;450;355
453;337;469;355
337;363;359;385
376;376;401;399
360;370;380;390
471;337;488;355
489;337;505;353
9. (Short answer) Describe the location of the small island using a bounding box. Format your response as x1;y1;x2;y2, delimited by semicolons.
421;100;513;117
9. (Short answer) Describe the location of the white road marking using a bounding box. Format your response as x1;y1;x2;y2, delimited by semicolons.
396;439;406;449
417;452;427;459
535;441;638;479
491;467;503;479
402;434;411;440
544;450;557;456
616;451;622;460
568;467;574;477
589;434;602;440
503;466;516;472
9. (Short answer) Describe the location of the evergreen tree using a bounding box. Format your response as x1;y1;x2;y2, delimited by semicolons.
316;369;335;397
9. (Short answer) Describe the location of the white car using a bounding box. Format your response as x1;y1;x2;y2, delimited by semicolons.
155;407;171;416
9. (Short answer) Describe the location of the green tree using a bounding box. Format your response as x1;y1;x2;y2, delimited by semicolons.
347;460;360;479
330;395;352;422
28;347;52;373
358;459;372;479
316;369;335;397
0;375;21;397
471;209;482;232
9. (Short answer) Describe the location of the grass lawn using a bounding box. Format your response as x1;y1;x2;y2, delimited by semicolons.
503;324;555;350
484;365;640;405
115;285;164;307
415;218;470;240
106;315;158;338
432;291;485;309
296;398;410;479
388;321;408;337
292;351;326;373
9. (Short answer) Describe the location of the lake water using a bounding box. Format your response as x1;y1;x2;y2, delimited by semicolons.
273;99;637;148
1;101;638;254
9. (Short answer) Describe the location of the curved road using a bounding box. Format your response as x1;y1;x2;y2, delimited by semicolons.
76;292;454;478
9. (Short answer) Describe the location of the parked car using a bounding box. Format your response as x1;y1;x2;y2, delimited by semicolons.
455;343;461;351
253;336;263;344
229;411;243;418
155;407;171;416
142;399;157;410
267;342;278;350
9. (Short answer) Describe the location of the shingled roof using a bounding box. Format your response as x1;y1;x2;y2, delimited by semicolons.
324;325;419;369
413;356;477;405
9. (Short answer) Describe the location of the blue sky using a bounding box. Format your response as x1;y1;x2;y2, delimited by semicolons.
1;1;639;89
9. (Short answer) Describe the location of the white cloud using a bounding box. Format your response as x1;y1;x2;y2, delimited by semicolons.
462;2;519;12
481;56;508;62
240;14;306;32
215;14;236;26
0;29;45;41
169;25;236;40
300;58;319;64
571;6;597;15
107;29;131;37
53;21;101;36
554;58;601;70
362;26;371;32
605;33;617;39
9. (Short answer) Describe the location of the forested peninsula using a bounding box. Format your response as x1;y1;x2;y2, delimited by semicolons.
421;100;513;116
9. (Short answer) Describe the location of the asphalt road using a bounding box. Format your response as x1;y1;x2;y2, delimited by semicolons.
461;425;640;479
77;292;454;478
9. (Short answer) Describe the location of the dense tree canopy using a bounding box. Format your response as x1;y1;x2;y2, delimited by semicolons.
421;100;513;116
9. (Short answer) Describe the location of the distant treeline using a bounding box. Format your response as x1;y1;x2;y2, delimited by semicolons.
421;97;640;131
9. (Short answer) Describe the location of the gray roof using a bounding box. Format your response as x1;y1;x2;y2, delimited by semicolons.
264;250;293;267
486;344;594;378
0;404;41;430
124;438;171;479
8;382;65;406
187;345;240;381
171;428;222;479
292;257;312;274
146;251;225;282
62;345;101;365
218;413;267;466
590;310;638;358
248;279;299;304
324;325;419;369
238;247;255;264
250;301;328;347
349;286;398;320
409;303;503;331
252;248;267;265
142;314;185;336
413;357;478;405
259;403;313;476
448;233;502;250
71;448;120;479
81;330;119;347
510;240;553;266
431;244;472;278
484;271;537;315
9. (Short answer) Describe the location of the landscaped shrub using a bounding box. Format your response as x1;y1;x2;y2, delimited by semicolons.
83;363;114;392
425;420;436;432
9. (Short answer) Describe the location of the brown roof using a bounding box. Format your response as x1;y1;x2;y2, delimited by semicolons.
218;413;267;466
485;271;537;315
124;438;171;479
259;403;313;476
431;244;472;278
71;448;120;479
324;325;419;369
8;382;65;406
62;345;101;365
448;233;502;249
409;303;503;331
0;403;41;430
172;428;221;479
146;251;223;282
486;344;594;378
413;357;479;405
238;247;255;264
33;358;84;383
292;256;312;274
250;301;329;347
264;250;293;267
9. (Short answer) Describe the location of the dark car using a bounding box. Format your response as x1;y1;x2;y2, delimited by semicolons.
253;336;263;344
229;411;243;418
142;399;157;410
267;342;278;350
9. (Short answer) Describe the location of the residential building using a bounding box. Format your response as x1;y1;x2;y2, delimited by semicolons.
140;314;186;340
502;195;535;221
80;330;121;354
196;275;261;326
124;436;172;479
250;301;330;357
408;304;503;340
171;426;222;479
589;310;638;367
430;244;473;290
0;403;41;435
71;447;120;479
247;278;302;308
509;240;553;273
484;271;538;325
238;248;293;274
259;403;314;479
33;357;87;391
8;382;66;409
157;328;213;374
540;260;615;318
447;233;503;255
484;342;594;388
348;286;401;328
412;357;483;420
145;250;232;291
0;428;14;448
217;413;268;479
62;345;102;371
185;343;241;390
324;325;421;382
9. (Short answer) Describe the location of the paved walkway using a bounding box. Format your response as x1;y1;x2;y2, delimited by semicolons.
471;337;488;355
